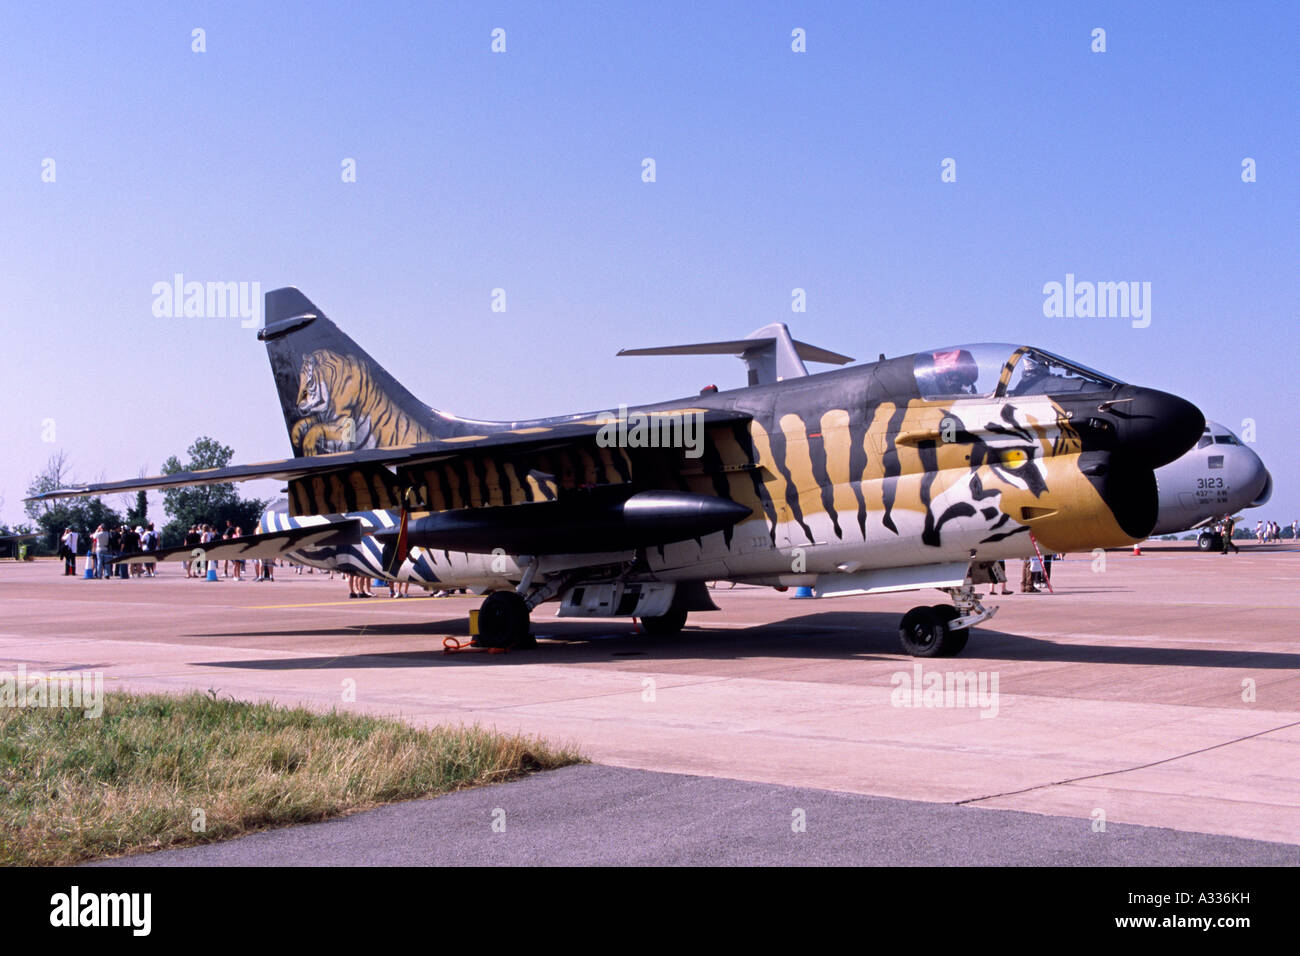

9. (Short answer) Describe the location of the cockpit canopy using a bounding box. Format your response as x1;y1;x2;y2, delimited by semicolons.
1196;422;1244;449
912;344;1125;400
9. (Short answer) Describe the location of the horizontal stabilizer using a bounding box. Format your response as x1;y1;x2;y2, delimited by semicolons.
112;520;362;564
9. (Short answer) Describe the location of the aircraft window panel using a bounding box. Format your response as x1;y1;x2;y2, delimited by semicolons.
913;344;1123;400
1197;436;1213;448
1214;435;1237;445
1004;348;1123;397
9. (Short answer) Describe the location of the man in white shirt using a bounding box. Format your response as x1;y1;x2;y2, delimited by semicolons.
60;528;78;575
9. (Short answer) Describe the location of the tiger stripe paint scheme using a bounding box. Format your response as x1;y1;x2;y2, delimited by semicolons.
31;287;1204;654
265;360;1163;589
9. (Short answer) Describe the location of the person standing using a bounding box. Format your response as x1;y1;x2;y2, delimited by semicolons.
1221;515;1237;554
92;524;111;579
184;525;200;576
124;526;142;577
106;526;121;578
231;526;243;581
60;527;78;575
141;523;158;577
200;524;216;578
993;559;1011;595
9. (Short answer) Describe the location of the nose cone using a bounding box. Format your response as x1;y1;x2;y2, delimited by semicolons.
1100;387;1205;468
1246;452;1272;507
1251;471;1272;507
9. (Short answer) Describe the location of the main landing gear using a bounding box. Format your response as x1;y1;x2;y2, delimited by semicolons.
898;582;997;658
638;608;687;637
476;590;534;649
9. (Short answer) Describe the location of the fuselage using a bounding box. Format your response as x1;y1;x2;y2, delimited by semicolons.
266;343;1204;592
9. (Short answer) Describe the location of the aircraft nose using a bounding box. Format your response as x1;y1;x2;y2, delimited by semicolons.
1246;452;1272;507
1092;387;1205;469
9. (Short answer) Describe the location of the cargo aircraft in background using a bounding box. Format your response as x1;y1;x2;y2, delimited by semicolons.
1151;421;1271;548
29;288;1205;656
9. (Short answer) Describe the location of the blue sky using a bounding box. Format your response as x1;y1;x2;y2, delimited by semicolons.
2;1;1296;527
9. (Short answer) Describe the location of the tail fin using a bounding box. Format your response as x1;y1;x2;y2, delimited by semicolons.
261;288;446;456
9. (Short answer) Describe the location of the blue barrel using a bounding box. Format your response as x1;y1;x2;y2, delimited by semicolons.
793;586;815;599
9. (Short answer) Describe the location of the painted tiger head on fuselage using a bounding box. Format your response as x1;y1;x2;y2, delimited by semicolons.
905;396;1130;555
290;348;434;456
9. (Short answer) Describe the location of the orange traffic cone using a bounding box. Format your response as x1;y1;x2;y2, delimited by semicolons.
1133;542;1142;556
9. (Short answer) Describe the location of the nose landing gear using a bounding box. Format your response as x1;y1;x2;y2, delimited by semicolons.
898;582;996;657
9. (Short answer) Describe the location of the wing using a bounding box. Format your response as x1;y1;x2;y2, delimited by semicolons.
114;519;362;563
25;408;753;512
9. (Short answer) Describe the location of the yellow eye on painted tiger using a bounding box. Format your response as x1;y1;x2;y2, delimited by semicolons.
996;447;1030;469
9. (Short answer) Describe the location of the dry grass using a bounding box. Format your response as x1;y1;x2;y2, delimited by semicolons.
0;691;583;865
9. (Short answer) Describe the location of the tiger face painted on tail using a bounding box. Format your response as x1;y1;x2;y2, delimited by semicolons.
290;349;434;455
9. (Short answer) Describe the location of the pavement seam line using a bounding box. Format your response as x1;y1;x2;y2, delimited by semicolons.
953;717;1300;806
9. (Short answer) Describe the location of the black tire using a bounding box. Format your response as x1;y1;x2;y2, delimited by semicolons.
1197;532;1218;552
899;605;964;658
477;590;531;648
929;605;970;657
640;608;687;637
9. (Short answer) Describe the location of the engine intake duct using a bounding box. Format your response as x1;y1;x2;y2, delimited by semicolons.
1078;450;1159;540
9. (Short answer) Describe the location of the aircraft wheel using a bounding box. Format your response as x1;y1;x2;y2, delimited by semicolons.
640;608;687;637
899;606;963;658
929;605;970;656
477;590;531;648
1197;532;1218;552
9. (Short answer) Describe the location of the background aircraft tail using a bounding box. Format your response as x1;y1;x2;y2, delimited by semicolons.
260;287;450;457
617;322;853;386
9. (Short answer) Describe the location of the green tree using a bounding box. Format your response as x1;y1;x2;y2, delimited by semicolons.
126;489;148;527
160;436;268;545
24;451;124;553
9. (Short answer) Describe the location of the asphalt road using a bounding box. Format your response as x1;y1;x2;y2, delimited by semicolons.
92;764;1300;867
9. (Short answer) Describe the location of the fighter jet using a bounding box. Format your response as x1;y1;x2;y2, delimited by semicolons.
1151;420;1272;548
28;288;1204;656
